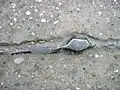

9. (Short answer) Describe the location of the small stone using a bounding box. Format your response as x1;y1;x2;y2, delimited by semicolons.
49;65;52;68
76;8;80;11
76;87;80;90
67;89;71;90
61;38;91;51
53;20;59;25
61;79;64;81
18;75;21;77
50;15;53;17
17;26;20;28
97;11;102;16
59;3;62;6
100;4;103;7
94;54;99;58
10;23;13;26
1;82;3;85
43;11;45;13
41;18;46;22
13;18;17;22
35;0;42;2
39;13;44;17
55;7;59;10
31;42;35;44
32;32;35;35
87;84;91;88
99;33;103;36
14;57;24;64
114;69;119;73
25;11;31;15
29;17;33;20
111;75;114;79
34;8;38;12
11;3;16;8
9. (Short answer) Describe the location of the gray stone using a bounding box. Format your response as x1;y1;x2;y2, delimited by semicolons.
61;38;92;51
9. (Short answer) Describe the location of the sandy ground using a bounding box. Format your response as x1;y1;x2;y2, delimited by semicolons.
0;0;120;90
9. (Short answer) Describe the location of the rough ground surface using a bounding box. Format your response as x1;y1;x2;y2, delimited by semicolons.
0;0;120;90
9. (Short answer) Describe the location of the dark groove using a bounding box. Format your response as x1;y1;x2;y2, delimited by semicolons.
11;51;32;55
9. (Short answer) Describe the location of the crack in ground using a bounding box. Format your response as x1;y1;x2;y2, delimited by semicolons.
0;38;51;46
0;32;120;49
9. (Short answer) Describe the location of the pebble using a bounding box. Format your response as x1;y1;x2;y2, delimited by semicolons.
59;3;62;6
97;11;102;16
50;15;53;18
41;18;46;22
55;7;59;10
34;8;38;12
53;20;59;25
61;38;91;51
25;11;31;15
94;54;99;58
100;4;103;7
11;3;16;8
13;18;17;22
18;75;21;77
114;69;119;73
14;57;24;64
35;0;42;2
76;87;80;90
1;82;3;85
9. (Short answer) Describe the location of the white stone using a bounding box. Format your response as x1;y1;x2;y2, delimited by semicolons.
34;8;38;12
14;18;17;22
17;26;20;28
95;54;99;58
77;8;80;11
10;23;13;26
67;89;71;90
55;7;59;10
32;32;35;35
35;0;42;2
114;69;119;73
14;57;24;64
41;18;46;22
39;13;44;16
100;33;103;36
18;75;21;77
76;87;80;90
1;82;3;85
100;4;103;7
29;17;33;20
53;20;59;25
25;11;31;15
59;3;62;6
11;3;16;8
61;79;64;81
31;42;35;44
98;11;102;16
50;15;53;18
49;65;52;68
43;11;45;13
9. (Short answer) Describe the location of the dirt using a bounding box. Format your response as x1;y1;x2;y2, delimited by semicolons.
0;0;120;90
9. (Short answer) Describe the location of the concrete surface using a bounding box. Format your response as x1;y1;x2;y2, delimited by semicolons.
0;0;120;90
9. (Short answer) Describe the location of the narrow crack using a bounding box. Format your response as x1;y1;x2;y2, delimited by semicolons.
0;39;50;46
0;32;120;55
